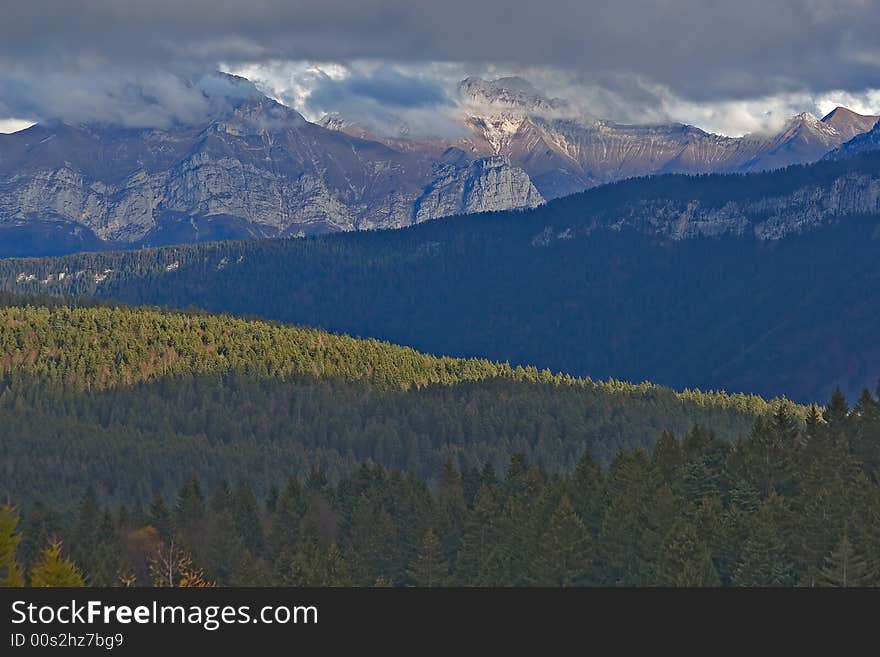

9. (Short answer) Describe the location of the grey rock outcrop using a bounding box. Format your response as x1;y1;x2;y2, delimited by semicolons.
0;91;541;247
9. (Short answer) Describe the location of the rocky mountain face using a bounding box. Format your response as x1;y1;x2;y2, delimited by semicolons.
451;78;879;199
1;73;876;255
825;121;880;160
0;77;541;251
328;77;879;201
541;164;880;243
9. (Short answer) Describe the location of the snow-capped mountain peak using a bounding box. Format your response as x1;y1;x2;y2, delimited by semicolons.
458;76;565;114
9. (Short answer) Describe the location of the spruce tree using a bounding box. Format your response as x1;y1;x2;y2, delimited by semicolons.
824;389;849;427
569;451;604;534
408;530;447;587
819;533;873;587
267;477;304;559
434;460;466;567
733;498;795;587
656;519;720;587
31;540;85;587
88;511;122;586
456;485;502;585
148;493;171;540
529;496;592;586
651;430;682;485
0;505;24;587
232;482;264;555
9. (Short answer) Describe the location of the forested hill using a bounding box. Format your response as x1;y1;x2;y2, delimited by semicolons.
2;153;880;401
0;296;787;507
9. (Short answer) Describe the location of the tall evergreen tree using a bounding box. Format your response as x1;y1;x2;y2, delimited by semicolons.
148;493;171;540
0;505;24;586
529;496;593;586
31;539;85;587
456;485;502;585
408;530;448;587
824;389;849;427
819;533;874;587
651;430;682;485
734;497;795;587
656;518;720;587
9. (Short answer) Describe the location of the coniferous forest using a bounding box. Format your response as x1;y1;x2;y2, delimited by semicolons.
4;155;880;402
2;388;879;587
0;294;878;587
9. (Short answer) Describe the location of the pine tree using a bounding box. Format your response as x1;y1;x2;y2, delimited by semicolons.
408;530;447;587
0;505;24;587
347;495;397;585
201;485;248;585
232;482;264;555
599;449;675;585
798;404;826;467
456;485;501;585
819;533;873;587
148;493;171;539
70;487;100;577
824;388;849;427
173;477;205;530
434;460;466;567
773;402;800;446
88;511;122;586
267;477;303;559
656;519;719;587
804;403;822;436
733;498;794;587
284;540;352;586
854;388;879;421
529;495;592;586
569;451;604;534
744;418;788;498
651;430;682;485
30;540;85;587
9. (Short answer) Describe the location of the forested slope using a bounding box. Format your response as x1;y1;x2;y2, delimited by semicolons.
0;296;782;507
4;389;879;587
3;155;880;401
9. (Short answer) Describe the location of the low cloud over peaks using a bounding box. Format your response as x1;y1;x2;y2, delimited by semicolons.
2;1;880;134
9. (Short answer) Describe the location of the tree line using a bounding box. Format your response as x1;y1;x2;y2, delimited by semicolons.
4;386;879;587
2;155;880;402
0;298;782;507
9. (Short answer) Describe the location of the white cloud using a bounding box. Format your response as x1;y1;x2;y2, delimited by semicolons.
0;119;35;134
223;60;880;138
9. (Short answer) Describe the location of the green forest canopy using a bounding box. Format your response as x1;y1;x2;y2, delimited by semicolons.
0;294;797;507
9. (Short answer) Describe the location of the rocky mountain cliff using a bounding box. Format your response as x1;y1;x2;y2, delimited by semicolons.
825;120;880;161
0;75;541;252
454;79;879;198
327;77;879;200
1;73;876;255
537;159;880;243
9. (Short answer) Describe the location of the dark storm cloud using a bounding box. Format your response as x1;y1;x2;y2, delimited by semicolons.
307;69;450;110
1;0;879;126
298;68;465;137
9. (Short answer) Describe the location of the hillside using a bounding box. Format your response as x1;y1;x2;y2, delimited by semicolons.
5;393;880;587
0;296;781;508
4;154;880;402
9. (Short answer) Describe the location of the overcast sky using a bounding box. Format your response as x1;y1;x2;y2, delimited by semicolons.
2;0;879;135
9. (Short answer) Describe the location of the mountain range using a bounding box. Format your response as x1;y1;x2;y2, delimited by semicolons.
328;77;880;200
5;151;880;402
1;73;878;256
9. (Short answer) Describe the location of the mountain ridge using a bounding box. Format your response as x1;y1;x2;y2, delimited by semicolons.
3;152;880;402
1;73;877;256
